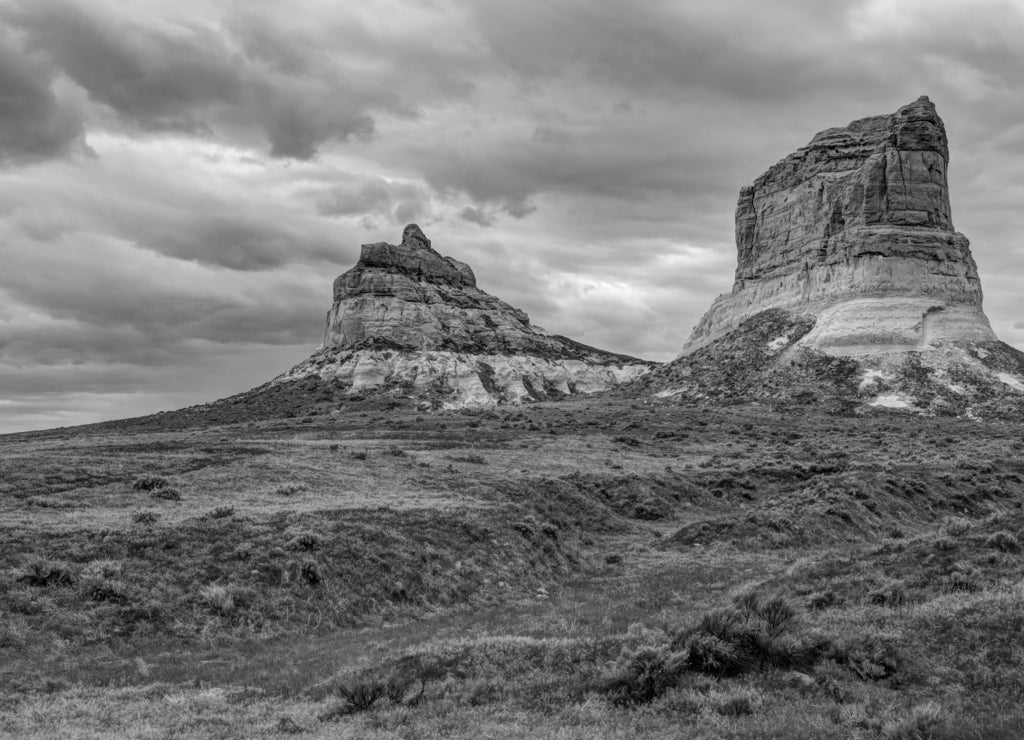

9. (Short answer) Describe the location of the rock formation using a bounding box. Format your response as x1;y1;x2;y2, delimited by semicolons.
277;224;654;407
640;97;1024;416
686;96;995;355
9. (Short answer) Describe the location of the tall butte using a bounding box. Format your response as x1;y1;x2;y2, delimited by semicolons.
277;224;653;407
642;96;1024;415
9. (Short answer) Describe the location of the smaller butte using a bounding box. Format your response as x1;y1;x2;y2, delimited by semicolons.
276;224;654;407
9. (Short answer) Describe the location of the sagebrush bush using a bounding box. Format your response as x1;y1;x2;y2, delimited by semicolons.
986;531;1020;553
151;487;182;501
716;689;759;717
881;701;946;739
132;476;169;491
672;592;819;677
601;645;686;706
830;633;903;681
15;558;75;587
133;510;159;525
285;532;321;551
200;584;235;616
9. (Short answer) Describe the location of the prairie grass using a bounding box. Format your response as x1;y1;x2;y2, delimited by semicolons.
3;400;1024;737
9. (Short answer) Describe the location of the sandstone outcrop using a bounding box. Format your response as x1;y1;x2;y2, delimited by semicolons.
277;224;653;407
644;97;1024;416
685;96;995;355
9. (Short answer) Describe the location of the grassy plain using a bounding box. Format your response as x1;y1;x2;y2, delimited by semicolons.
2;398;1024;738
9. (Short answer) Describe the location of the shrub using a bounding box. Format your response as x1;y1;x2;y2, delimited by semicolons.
300;560;321;587
450;454;487;465
673;593;820;677
285;532;321;551
986;531;1020;553
807;591;838;610
945;562;982;593
942;517;970;537
151;487;182;501
200;584;235;616
133;510;160;525
869;583;908;608
881;701;946;739
15;558;75;587
338;680;386;711
716;690;758;717
829;633;903;681
81;576;129;603
132;476;169;491
601;645;686;706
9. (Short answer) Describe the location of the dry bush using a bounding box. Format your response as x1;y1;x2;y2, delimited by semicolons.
199;584;235;616
14;559;73;588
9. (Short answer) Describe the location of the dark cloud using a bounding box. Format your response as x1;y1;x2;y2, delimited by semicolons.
0;24;84;163
470;0;886;102
1;0;476;160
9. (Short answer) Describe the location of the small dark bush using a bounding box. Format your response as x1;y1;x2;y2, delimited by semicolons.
150;487;182;501
352;451;368;461
807;591;838;610
450;454;487;465
285;532;321;551
15;559;75;587
717;693;756;717
133;511;160;526
132;476;169;491
337;680;386;712
81;577;129;603
601;646;685;706
300;560;321;587
274;716;306;734
986;531;1021;553
673;593;820;677
829;633;903;681
869;583;908;608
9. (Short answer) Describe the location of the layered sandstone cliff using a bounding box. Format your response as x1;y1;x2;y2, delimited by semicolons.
642;97;1024;416
684;96;995;356
277;225;653;407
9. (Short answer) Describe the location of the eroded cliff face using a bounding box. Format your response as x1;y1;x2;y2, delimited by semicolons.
648;97;1024;417
279;225;653;407
685;96;995;356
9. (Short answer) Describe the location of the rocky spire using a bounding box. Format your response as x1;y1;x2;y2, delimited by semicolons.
401;223;431;250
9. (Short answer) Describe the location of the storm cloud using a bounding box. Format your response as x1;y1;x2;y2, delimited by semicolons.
1;0;1023;432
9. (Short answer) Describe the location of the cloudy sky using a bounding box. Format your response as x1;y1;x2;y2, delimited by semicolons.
1;0;1023;432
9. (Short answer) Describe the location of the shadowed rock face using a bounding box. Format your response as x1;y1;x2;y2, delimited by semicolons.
281;225;654;407
685;96;995;356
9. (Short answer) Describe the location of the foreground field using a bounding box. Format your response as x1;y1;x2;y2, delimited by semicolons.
2;399;1024;738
